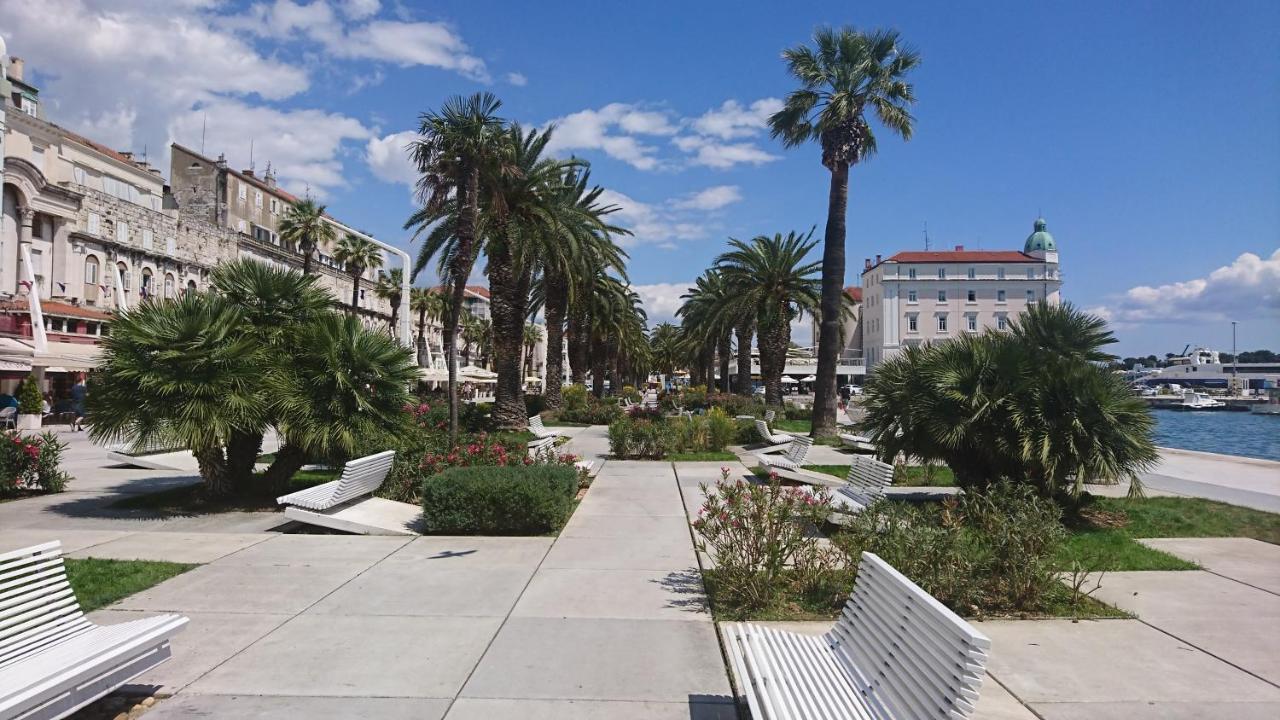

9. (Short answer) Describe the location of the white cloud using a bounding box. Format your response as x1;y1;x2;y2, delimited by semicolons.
633;282;694;323
671;185;742;211
1092;249;1280;326
365;130;420;188
169;101;370;197
544;103;678;170
674;136;781;169
338;0;380;19
505;71;528;87
691;98;782;140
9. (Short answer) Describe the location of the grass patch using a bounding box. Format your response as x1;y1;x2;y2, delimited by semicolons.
772;418;811;434
64;558;195;612
112;467;340;513
543;419;591;427
798;464;956;487
670;451;739;462
1059;496;1280;571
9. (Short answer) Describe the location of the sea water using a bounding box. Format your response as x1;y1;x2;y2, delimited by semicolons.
1152;409;1280;461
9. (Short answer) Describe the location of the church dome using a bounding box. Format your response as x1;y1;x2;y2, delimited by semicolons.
1024;217;1057;253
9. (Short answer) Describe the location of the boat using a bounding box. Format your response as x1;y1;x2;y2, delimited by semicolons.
1174;390;1226;410
1251;388;1280;416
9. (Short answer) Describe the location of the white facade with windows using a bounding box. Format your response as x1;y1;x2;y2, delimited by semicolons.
859;219;1063;370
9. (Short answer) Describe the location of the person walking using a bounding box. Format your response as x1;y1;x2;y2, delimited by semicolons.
70;375;87;431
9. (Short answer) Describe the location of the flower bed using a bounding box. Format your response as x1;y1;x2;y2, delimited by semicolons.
1;430;71;497
608;407;737;459
420;465;578;535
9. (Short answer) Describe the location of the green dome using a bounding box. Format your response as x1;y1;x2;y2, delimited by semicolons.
1024;217;1057;253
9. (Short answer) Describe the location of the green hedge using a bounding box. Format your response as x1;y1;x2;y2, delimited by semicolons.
421;465;577;535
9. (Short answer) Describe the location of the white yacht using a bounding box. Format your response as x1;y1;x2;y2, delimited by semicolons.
1176;391;1226;410
1251;388;1280;416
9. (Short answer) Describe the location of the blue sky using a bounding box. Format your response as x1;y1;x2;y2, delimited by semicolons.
4;0;1277;356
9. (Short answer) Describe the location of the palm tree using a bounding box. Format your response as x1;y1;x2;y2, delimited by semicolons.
410;286;445;367
374;268;405;336
523;323;543;378
406;92;506;444
278;199;336;276
649;322;682;381
716;231;821;406
770;26;921;438
678;270;737;393
333;234;384;310
861;302;1157;500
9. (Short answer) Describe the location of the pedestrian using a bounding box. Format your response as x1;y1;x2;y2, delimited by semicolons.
70;375;88;431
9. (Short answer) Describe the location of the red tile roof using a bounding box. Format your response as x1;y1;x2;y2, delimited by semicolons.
844;286;863;302
0;299;113;321
885;250;1037;264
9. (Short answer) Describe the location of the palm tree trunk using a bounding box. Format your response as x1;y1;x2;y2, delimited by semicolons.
718;332;732;393
261;443;307;495
590;333;607;397
302;243;314;276
762;315;788;407
225;430;262;491
389;296;400;338
416;308;428;367
568;306;589;385
543;270;567;407
735;320;754;395
193;446;233;497
445;163;481;446
487;239;527;430
351;274;361;309
811;162;849;439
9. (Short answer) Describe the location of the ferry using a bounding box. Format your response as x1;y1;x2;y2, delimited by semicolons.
1132;347;1280;391
1174;390;1226;411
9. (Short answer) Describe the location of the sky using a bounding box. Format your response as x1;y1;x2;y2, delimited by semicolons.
2;0;1277;357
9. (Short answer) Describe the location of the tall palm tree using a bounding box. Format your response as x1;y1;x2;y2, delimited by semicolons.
716;231;822;406
523;323;543;378
410;286;444;367
278;199;335;276
406;92;506;444
770;26;921;438
374;268;405;336
649;322;682;380
678;270;737;393
333;234;384;310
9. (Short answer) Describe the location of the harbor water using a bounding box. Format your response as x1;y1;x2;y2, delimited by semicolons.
1152;409;1280;462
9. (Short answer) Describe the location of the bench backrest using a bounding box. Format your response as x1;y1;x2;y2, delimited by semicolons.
843;455;894;507
764;409;776;424
828;552;991;719
784;436;812;465
328;450;397;507
0;542;91;668
754;419;777;443
528;415;547;432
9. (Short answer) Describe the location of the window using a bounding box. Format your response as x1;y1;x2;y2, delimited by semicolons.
1027;268;1035;279
142;228;154;250
164;274;175;300
967;314;978;332
166;237;176;255
907;314;918;332
997;290;1007;302
937;290;947;302
907;268;916;279
1027;289;1035;302
252;225;278;246
237;219;248;233
87;213;101;236
937;314;948;332
254;191;263;209
907;289;917;303
115;220;129;245
141;269;154;298
31;145;45;167
238;183;247;201
997;315;1008;331
187;279;198;294
72;166;88;185
967;267;976;280
270;198;280;214
117;262;129;292
938;268;947;279
997;267;1005;280
85;257;99;284
30;249;44;282
967;289;976;303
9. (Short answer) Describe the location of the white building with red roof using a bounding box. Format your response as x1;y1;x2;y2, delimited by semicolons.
860;218;1062;370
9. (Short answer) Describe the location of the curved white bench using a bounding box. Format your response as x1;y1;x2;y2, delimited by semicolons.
528;415;564;440
722;552;990;720
830;455;895;518
276;450;397;512
0;542;188;720
754;436;812;474
755;420;796;448
276;451;418;535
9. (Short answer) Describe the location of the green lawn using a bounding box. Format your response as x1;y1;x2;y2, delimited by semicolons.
112;467;341;513
64;558;195;612
543;419;591;427
1060;496;1280;571
670;451;739;462
772;418;811;434
800;464;957;487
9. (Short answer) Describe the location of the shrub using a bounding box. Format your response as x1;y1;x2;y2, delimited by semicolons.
524;393;547;417
561;383;589;413
706;393;761;418
17;376;43;415
608;416;674;459
610;408;739;459
420;465;577;535
1;430;70;497
620;385;641;402
705;407;737;451
694;469;838;613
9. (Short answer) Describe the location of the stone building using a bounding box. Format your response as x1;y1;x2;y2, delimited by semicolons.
859;218;1063;370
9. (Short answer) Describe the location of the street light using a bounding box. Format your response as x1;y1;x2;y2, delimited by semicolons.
1231;320;1238;395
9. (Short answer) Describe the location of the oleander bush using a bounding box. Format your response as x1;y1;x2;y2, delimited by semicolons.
420;465;577;535
609;407;738;459
1;430;71;497
553;383;622;424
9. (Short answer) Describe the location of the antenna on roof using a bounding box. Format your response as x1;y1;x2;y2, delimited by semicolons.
923;221;931;251
249;139;255;172
142;144;148;165
200;112;207;154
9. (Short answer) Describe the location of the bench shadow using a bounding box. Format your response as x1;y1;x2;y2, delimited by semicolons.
687;693;740;719
654;568;711;615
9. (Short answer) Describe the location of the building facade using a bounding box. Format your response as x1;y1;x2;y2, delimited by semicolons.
860;218;1063;370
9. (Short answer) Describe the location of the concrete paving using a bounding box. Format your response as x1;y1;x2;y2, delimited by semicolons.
1141;447;1280;512
67;531;271;563
1140;537;1280;594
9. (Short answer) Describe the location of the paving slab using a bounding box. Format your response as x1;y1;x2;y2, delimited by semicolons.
145;694;450;719
460;616;731;702
114;561;366;614
978;619;1280;704
0;528;132;554
560;513;692;541
188;614;503;698
1140;537;1280;594
283;496;423;536
307;560;536;617
512;568;709;620
1031;700;1280;719
573;485;687;517
68;531;271;563
394;535;552;566
445;698;738;719
212;533;411;566
89;610;289;693
1089;570;1280;684
542;534;698;571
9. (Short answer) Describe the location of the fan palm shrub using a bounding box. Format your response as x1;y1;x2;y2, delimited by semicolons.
860;302;1158;501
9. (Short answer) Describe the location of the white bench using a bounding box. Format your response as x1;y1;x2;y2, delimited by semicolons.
722;551;991;720
754;436;813;474
528;415;564;440
276;451;418;535
755;420;796;449
0;542;188;720
829;455;895;519
839;431;876;453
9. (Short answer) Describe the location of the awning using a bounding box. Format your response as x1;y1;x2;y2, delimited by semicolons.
458;364;496;378
525;376;543;384
800;375;817;382
418;367;449;381
0;338;102;372
781;376;798;384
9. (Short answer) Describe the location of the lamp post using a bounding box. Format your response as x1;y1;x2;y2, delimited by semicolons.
1231;320;1238;395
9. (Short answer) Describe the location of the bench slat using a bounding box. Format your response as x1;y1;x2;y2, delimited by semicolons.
277;450;396;511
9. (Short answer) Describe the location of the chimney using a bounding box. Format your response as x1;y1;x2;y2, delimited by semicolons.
120;152;134;161
216;153;228;169
8;57;23;83
264;164;277;188
954;244;964;252
875;254;881;265
242;169;255;178
864;258;872;270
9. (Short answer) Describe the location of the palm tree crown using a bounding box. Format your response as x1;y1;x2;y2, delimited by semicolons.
333;234;384;309
278;199;335;276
